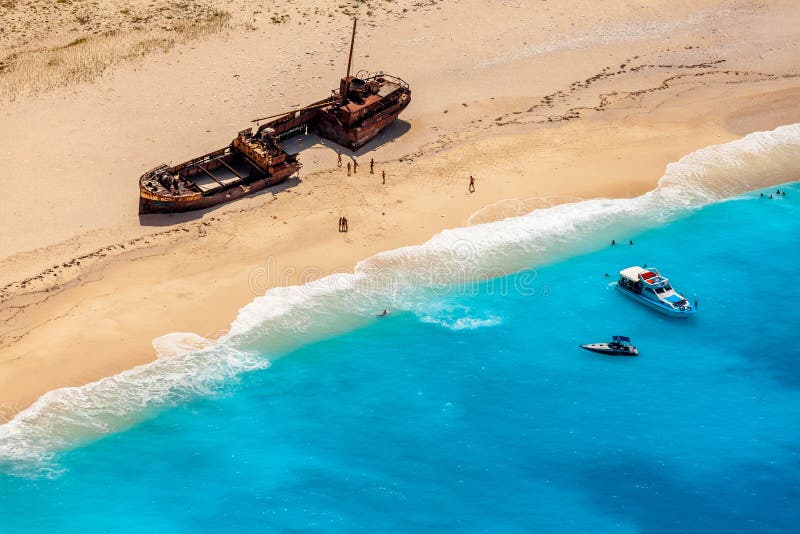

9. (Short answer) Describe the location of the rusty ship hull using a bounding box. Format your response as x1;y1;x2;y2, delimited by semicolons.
316;83;411;150
257;73;411;150
139;127;301;215
139;155;299;214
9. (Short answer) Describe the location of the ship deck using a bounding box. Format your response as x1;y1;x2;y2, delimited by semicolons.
187;156;253;194
186;155;253;194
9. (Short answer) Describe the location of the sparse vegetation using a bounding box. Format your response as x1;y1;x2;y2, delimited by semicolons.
0;0;447;100
0;5;230;101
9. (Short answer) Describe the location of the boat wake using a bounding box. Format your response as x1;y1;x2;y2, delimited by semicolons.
2;123;799;475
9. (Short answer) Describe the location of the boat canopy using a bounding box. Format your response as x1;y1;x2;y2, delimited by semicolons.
619;266;668;286
619;266;646;282
613;335;631;342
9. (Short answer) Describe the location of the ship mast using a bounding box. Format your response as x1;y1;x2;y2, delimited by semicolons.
339;18;358;104
345;18;357;80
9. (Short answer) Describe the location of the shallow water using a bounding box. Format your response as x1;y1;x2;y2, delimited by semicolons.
1;180;799;532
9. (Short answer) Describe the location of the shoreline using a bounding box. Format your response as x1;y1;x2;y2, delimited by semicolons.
2;111;800;424
3;127;799;456
2;0;800;423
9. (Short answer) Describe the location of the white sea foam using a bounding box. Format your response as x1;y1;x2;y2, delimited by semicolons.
152;332;217;359
0;342;266;475
2;123;799;474
356;124;800;282
419;314;503;331
412;301;503;331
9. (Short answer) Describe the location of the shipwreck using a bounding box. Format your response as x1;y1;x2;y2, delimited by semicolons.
139;19;411;214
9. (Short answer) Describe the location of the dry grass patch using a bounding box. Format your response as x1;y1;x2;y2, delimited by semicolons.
0;8;229;100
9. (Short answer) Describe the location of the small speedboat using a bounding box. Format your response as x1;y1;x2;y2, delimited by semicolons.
581;336;639;356
616;266;695;317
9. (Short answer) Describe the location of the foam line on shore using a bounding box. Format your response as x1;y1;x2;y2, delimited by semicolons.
2;123;799;474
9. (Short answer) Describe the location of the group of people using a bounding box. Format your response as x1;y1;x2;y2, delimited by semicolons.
610;240;634;246
339;152;479;192
338;154;386;183
333;156;480;233
762;188;787;199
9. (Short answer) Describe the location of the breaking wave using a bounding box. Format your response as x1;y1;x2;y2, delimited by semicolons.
2;123;799;475
0;340;266;476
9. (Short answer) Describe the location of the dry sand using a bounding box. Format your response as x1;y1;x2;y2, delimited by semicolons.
1;0;800;420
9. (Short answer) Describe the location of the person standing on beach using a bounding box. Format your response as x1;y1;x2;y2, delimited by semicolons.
338;217;343;232
337;153;342;167
353;159;359;174
347;162;351;176
342;217;348;232
370;158;375;174
382;169;386;185
469;175;475;193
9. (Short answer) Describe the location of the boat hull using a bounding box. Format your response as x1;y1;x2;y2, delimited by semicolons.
580;344;639;356
615;284;696;318
316;96;410;150
139;162;299;214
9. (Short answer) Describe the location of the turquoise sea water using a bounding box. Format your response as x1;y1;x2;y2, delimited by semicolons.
1;130;800;531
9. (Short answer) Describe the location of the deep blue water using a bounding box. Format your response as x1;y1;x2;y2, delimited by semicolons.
2;184;799;532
